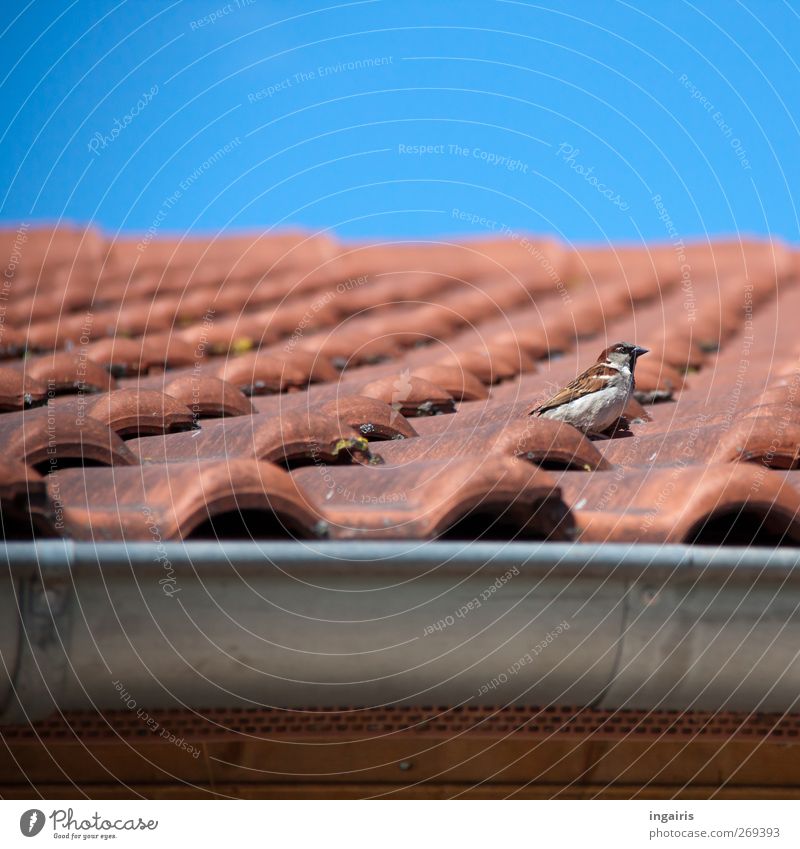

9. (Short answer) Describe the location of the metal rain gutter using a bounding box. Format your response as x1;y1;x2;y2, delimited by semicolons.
1;540;799;724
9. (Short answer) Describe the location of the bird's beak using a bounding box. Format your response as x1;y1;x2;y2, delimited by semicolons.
633;346;649;358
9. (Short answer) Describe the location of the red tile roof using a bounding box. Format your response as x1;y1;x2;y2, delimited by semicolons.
2;223;798;546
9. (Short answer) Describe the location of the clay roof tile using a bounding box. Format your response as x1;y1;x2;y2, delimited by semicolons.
3;227;800;547
292;456;573;540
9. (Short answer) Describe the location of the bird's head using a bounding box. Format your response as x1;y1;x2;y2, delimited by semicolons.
599;342;649;370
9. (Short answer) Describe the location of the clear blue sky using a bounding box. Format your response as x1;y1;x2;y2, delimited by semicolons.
1;0;799;244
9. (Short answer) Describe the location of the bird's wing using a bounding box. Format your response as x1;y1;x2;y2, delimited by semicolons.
531;363;618;414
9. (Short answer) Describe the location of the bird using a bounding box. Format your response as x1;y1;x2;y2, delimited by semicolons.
530;342;649;437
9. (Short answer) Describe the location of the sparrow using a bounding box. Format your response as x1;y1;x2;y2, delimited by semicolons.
531;342;648;437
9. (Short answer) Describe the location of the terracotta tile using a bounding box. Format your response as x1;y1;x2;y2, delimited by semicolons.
401;302;467;336
142;293;185;328
411;398;532;433
175;312;274;354
570;245;661;283
558;464;800;545
640;383;800;437
110;230;337;277
25;312;96;351
279;349;340;383
0;406;136;470
475;327;550;360
376;417;609;471
127;404;373;465
414;396;617;454
21;351;117;394
0;224;105;274
358;373;455;416
47;460;319;541
435;349;521;384
89;306;154;339
431;286;524;325
632;358;686;403
245;368;429;419
52;389;195;437
482;340;539;372
226;347;340;386
297;329;402;367
4;283;94;325
248;383;343;415
83;338;148;376
291;456;573;540
597;403;800;469
624;397;653;422
3;227;800;545
314;395;418;440
137;334;197;371
453;307;575;359
161;375;255;418
456;237;569;286
210;352;312;395
180;283;252;317
410;365;488;401
597;421;718;467
259;299;339;338
0;366;46;410
332;312;425;352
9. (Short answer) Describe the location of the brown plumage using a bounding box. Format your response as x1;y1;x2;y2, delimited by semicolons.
531;342;648;435
533;362;621;415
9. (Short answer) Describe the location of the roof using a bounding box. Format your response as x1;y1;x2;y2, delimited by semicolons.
0;223;798;546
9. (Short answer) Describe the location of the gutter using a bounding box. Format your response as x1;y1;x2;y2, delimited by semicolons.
2;541;799;724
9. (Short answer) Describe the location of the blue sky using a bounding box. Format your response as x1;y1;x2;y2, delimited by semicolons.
1;0;798;245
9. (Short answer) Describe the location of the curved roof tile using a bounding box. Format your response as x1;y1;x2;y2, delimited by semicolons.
0;407;137;469
22;351;117;394
127;404;372;466
0;366;46;410
48;460;318;541
292;456;573;540
162;374;256;419
3;227;800;545
377;418;608;471
53;389;195;437
559;465;800;545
